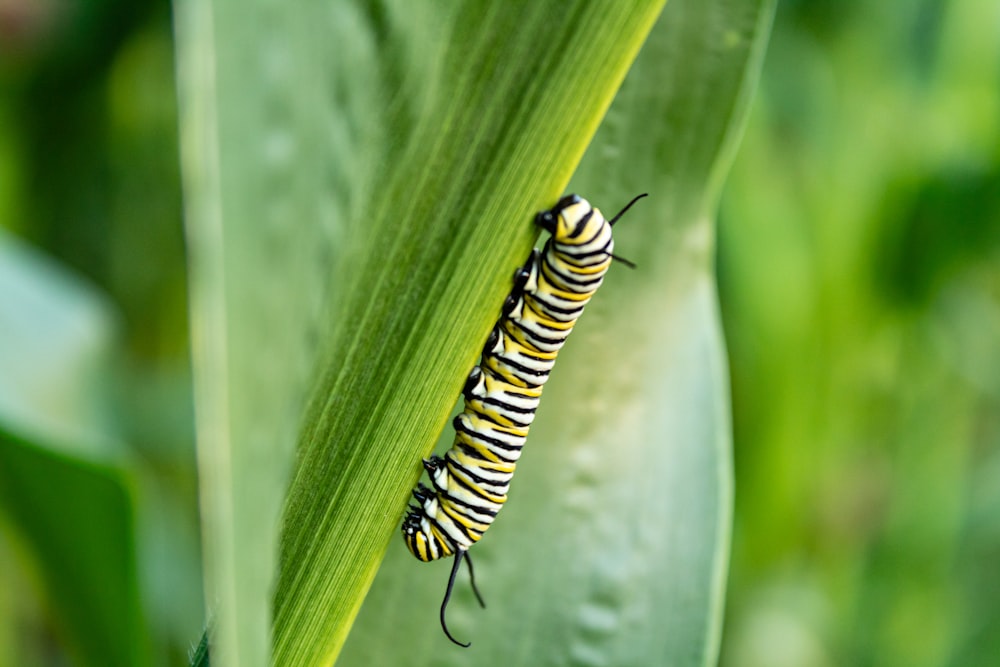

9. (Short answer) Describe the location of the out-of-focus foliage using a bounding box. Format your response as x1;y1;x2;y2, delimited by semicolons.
3;0;752;665
8;0;996;665
718;1;1000;665
0;0;201;665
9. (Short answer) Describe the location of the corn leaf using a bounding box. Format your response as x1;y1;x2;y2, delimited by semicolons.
174;0;773;665
340;1;774;665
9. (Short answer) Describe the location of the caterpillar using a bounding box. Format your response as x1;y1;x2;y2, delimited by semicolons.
401;192;647;646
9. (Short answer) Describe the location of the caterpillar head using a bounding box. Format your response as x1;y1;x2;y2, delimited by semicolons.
536;193;646;268
535;194;597;243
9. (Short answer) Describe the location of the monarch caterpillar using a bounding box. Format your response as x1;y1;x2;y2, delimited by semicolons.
402;192;647;646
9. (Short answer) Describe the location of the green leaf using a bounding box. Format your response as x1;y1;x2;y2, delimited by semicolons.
338;1;775;665
174;0;773;665
0;231;148;667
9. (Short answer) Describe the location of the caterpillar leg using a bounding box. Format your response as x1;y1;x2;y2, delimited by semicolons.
511;249;539;292
411;483;435;504
501;250;537;320
423;456;450;494
422;456;445;476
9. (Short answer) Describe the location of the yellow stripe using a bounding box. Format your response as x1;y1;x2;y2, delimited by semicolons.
441;502;491;533
454;432;508;463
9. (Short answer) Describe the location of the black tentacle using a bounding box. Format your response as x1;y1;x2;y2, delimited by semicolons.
440;550;471;647
607;192;648;226
464;551;486;609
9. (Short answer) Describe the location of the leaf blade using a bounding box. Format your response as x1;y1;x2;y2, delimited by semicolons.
274;4;668;665
338;0;775;664
175;2;668;666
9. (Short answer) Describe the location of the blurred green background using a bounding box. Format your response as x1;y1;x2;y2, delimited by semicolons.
0;0;997;665
0;0;201;665
718;1;1000;666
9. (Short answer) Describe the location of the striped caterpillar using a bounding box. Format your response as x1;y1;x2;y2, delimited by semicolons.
402;193;646;646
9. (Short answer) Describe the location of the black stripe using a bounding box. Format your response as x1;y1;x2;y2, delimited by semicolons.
454;417;525;451
499;385;539;401
521;291;563;324
557;247;612;267
532;274;592;303
510;301;571;333
423;512;461;552
527;292;585;317
468;400;533;429
481;395;536;415
437;505;476;541
564;221;603;244
508;320;576;352
455;435;520;463
494;324;556;362
540;255;602;292
440;490;499;520
569;259;610;272
544;256;605;288
442;502;496;529
500;341;551;364
484;360;534;389
561;239;611;257
455;440;492;462
485;362;545;390
566;208;595;239
446;455;511;495
488;350;550;378
473;374;540;407
506;317;565;348
466;400;530;429
446;474;507;507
